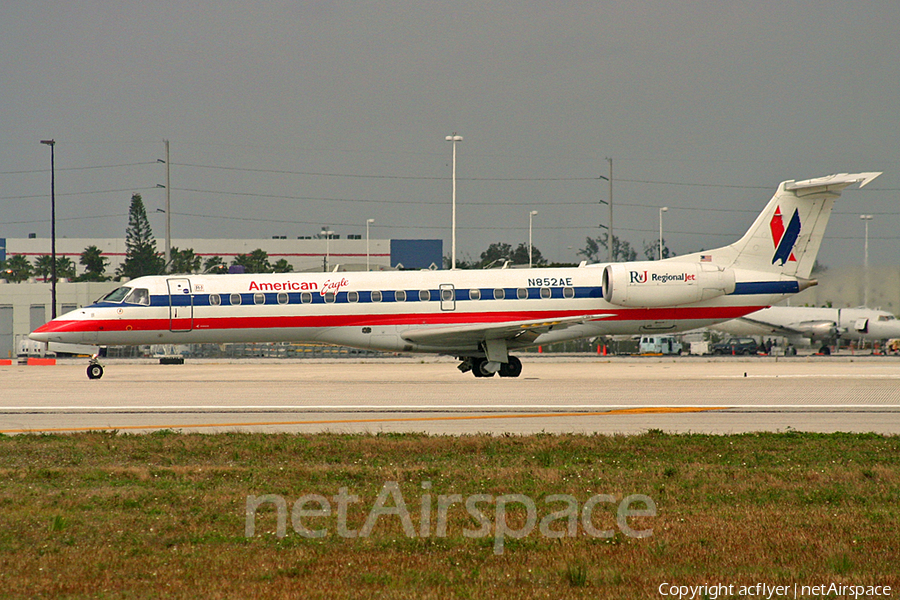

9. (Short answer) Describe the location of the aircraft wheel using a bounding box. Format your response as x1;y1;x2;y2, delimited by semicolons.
819;345;831;356
87;363;104;380
499;356;523;378
472;358;495;378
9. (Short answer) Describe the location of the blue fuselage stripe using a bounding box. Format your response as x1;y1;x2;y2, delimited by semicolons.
90;281;794;310
732;281;800;295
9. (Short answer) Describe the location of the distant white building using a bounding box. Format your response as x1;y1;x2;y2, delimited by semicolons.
0;236;442;358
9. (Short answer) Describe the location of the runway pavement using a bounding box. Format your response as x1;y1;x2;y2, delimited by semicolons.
2;355;899;435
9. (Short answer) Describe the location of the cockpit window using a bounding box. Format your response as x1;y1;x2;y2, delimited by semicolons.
100;287;131;303
124;288;150;306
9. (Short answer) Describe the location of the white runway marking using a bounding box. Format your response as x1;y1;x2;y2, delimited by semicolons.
4;404;900;412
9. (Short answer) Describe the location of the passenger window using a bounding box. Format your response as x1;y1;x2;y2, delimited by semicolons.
563;287;575;299
254;293;265;305
419;289;430;302
301;292;312;304
540;287;551;299
324;292;335;303
493;288;505;300
395;290;407;302
348;291;359;303
371;290;383;303
230;293;242;306
517;288;528;300
277;292;289;305
441;288;453;302
469;289;481;301
209;294;221;306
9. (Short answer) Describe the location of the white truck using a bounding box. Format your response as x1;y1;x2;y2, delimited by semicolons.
639;335;683;355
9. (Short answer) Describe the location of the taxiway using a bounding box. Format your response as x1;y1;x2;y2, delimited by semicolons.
2;356;898;435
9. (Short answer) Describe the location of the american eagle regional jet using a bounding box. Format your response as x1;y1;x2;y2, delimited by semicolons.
30;172;880;379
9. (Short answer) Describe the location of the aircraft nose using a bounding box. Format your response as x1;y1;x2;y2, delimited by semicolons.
29;322;53;342
29;318;84;343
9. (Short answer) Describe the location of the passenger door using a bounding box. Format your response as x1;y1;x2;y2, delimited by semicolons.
167;278;193;332
440;284;456;311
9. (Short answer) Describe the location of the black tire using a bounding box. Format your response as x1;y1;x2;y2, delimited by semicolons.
499;356;523;378
472;358;495;378
87;364;104;380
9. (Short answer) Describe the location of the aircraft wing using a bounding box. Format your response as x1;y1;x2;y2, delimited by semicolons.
734;315;838;340
731;315;804;336
400;314;614;347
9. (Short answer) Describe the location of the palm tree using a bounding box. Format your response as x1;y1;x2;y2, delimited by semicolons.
203;256;228;274
2;255;34;282
272;258;294;273
232;249;271;273
55;257;76;280
169;247;202;274
33;255;54;281
77;245;110;282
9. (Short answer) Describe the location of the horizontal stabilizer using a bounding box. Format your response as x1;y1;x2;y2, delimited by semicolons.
785;172;881;195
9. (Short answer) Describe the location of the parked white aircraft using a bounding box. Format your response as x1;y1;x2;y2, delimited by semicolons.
30;172;880;379
713;305;900;354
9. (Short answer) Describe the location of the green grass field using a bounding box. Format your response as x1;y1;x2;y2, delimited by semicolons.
1;431;898;599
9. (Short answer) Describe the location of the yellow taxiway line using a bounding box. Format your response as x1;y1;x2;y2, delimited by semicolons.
1;406;727;434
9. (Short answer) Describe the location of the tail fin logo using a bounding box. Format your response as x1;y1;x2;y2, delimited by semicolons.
770;206;800;266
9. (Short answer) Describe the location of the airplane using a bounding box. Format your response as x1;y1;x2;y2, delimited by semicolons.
30;171;881;380
712;305;900;354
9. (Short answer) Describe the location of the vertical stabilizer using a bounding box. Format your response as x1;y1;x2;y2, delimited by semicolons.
720;172;880;279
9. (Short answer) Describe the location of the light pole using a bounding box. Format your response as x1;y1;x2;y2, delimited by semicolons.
366;218;375;271
322;228;334;272
596;163;611;262
861;214;873;306
40;139;57;319
528;210;538;268
163;140;171;266
658;206;668;260
445;133;462;269
607;158;613;262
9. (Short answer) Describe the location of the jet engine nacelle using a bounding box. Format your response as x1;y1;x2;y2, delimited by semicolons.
602;261;736;308
795;321;839;341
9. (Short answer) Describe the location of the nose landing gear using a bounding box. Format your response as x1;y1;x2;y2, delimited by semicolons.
86;349;106;379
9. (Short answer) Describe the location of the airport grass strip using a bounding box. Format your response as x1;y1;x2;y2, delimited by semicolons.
0;431;898;599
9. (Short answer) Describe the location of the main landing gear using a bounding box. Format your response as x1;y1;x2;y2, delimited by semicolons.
457;356;523;378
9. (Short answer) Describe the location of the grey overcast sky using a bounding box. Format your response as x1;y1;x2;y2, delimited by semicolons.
2;1;898;267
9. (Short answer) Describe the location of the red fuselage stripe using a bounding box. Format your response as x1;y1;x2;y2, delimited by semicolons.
34;306;765;334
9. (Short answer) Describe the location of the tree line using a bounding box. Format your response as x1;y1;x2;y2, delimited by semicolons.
2;192;679;282
0;193;295;283
449;233;674;269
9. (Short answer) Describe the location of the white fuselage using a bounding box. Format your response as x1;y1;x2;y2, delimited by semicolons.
31;265;798;355
714;305;900;344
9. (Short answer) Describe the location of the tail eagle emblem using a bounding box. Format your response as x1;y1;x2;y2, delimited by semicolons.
770;206;800;266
